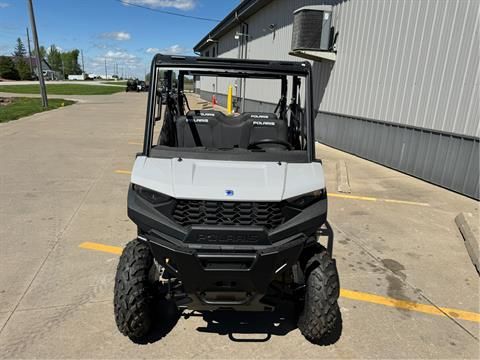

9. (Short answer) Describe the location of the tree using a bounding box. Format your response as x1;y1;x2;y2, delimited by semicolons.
61;49;82;77
32;45;47;59
12;38;27;58
11;38;32;80
47;45;62;74
0;56;20;80
16;58;32;80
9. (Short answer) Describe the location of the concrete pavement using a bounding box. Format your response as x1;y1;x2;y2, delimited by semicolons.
0;91;478;358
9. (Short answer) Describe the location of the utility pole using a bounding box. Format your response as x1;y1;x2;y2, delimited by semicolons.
27;0;48;108
81;49;85;74
104;58;107;80
26;27;33;74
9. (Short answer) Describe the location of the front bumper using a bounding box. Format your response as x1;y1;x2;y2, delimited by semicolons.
128;188;327;310
143;231;306;310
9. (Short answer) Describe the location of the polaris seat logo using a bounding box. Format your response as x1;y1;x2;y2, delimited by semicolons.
186;118;209;123
253;121;275;126
250;114;269;119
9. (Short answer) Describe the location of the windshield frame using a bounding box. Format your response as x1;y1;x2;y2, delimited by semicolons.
142;54;315;163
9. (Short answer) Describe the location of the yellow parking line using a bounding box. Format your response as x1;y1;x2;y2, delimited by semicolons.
340;289;479;323
79;241;479;323
383;198;430;206
115;170;131;175
79;241;123;255
329;193;430;207
329;193;377;202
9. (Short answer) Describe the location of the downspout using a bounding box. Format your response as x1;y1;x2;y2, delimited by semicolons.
235;11;249;113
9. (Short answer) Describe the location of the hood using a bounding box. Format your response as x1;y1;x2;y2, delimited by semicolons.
131;156;325;202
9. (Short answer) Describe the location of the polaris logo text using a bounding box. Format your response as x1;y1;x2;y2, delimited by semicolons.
196;233;260;244
253;121;275;126
187;118;209;123
250;114;269;119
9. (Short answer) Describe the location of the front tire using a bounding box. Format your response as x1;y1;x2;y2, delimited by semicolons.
114;239;155;340
297;249;340;344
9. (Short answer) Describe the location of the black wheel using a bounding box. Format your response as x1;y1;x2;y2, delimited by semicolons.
114;239;155;340
297;248;340;344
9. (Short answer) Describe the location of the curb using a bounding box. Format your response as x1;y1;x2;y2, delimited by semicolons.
336;160;351;193
455;212;479;274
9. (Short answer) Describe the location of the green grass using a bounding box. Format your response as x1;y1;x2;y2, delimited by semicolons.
0;97;75;123
101;81;127;86
0;84;125;95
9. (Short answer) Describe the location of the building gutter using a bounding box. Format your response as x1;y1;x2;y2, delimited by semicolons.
193;0;272;52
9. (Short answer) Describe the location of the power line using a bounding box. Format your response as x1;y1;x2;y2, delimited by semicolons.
114;0;221;23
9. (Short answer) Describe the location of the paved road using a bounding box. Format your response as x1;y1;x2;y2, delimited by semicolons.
0;92;478;358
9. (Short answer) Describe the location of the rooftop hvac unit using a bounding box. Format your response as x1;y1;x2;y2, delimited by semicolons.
291;5;332;52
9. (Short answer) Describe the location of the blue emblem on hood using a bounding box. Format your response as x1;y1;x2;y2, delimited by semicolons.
225;190;234;196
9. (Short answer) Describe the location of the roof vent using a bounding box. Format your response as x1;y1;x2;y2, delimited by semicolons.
291;5;332;52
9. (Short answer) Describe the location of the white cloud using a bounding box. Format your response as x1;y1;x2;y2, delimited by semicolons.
100;31;131;41
0;2;10;9
104;50;137;60
146;44;188;55
88;49;144;77
122;0;196;10
163;44;187;54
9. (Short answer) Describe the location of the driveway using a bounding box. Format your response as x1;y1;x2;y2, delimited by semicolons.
0;92;478;358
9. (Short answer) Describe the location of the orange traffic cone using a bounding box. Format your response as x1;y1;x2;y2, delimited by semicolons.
212;94;217;108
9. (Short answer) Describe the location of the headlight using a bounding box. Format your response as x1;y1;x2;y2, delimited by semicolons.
285;189;326;209
133;184;171;204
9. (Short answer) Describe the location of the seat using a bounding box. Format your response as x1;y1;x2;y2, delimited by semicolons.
175;111;287;149
241;113;287;147
175;113;219;147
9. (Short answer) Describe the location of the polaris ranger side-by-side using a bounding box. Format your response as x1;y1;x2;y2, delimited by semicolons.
114;54;340;344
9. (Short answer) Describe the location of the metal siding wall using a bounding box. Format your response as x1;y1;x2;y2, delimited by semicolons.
316;112;480;198
325;0;480;138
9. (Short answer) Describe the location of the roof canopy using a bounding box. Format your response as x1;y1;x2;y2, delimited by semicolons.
153;54;310;76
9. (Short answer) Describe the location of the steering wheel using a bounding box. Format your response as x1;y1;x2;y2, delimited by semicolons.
247;139;292;150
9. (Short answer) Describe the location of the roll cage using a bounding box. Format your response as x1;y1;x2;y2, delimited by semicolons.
142;54;316;162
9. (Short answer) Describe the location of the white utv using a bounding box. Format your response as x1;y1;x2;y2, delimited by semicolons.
114;54;341;344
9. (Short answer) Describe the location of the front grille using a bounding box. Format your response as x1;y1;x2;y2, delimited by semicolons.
172;200;284;229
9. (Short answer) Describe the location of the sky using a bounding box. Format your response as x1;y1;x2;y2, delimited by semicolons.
0;0;239;78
